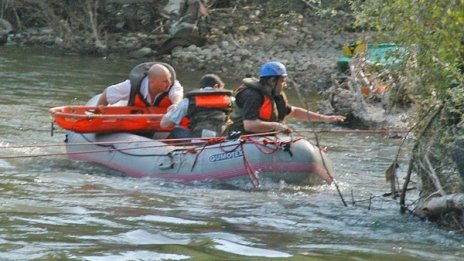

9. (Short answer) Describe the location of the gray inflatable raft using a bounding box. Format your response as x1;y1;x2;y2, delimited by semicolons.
63;95;335;188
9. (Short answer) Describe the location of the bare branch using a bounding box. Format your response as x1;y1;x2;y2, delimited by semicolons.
299;0;319;10
423;153;446;196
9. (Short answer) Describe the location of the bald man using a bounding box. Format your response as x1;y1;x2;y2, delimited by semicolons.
97;62;183;108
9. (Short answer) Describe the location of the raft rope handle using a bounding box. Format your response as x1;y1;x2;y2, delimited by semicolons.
0;135;228;150
250;136;281;154
179;136;261;188
217;133;302;189
216;135;277;189
239;140;260;189
245;135;302;155
1;132;205;159
4;128;403;150
77;133;187;158
0;143;178;159
190;142;208;171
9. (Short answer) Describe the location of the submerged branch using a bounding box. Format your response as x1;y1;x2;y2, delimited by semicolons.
400;104;443;213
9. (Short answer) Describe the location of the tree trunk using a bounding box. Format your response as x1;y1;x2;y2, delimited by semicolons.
415;193;464;222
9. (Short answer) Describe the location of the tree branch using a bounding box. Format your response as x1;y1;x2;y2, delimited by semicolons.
424;152;446;196
400;104;443;213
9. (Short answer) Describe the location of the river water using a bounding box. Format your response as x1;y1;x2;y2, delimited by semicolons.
0;46;462;260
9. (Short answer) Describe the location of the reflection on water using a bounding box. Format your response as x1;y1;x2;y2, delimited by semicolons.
0;46;463;260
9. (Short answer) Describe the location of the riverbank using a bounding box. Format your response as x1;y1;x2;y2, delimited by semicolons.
164;8;359;92
8;5;358;92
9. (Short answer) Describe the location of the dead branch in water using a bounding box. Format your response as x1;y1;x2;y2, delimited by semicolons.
423;153;446;196
400;104;443;213
415;193;464;228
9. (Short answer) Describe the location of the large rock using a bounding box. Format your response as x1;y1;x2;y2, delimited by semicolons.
156;27;206;56
0;18;13;45
130;47;153;59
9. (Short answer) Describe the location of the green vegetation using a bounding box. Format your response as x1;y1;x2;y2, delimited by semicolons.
352;0;463;113
352;0;464;227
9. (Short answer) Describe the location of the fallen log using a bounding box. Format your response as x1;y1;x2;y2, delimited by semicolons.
415;193;464;222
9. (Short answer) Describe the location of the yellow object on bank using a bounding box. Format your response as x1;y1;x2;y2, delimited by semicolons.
342;42;368;57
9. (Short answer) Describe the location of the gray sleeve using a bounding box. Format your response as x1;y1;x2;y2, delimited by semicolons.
165;98;189;125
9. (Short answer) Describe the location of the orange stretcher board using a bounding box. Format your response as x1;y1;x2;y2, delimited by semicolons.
49;106;173;133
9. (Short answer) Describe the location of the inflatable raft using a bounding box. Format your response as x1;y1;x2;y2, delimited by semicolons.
51;96;335;188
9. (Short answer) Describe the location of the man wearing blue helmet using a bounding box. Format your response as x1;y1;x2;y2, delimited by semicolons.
228;61;345;134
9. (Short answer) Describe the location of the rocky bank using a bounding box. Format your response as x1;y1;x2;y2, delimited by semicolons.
10;5;357;91
164;8;358;92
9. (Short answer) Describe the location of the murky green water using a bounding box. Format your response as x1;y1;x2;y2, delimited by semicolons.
0;46;463;260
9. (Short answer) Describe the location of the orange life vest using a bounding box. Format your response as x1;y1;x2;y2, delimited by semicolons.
228;78;290;134
186;89;232;112
258;95;277;121
131;91;171;108
182;89;233;135
234;79;288;122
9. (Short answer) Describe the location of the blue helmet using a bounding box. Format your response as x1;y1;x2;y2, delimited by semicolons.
259;61;288;78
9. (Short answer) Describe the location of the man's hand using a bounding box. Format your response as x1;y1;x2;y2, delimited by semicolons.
324;115;346;123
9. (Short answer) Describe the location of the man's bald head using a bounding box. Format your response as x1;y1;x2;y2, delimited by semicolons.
148;64;171;79
148;64;173;94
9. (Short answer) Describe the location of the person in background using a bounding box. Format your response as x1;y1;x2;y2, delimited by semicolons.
160;74;233;138
97;62;183;109
228;61;345;135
